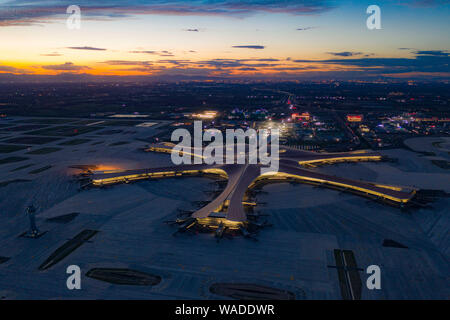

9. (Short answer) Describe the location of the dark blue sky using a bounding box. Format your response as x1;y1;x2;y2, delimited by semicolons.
0;0;449;80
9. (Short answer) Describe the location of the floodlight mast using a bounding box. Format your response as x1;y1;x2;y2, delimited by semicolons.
26;205;39;238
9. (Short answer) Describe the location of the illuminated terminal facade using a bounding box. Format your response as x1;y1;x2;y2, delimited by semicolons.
88;143;417;236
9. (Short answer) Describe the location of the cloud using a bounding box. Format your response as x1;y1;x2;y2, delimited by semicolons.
293;51;450;74
157;59;191;66
274;66;317;71
5;50;450;80
127;58;283;74
195;58;280;68
96;56;349;79
42;62;90;71
101;60;153;66
67;46;106;51
130;50;157;54
243;58;280;62
159;50;174;57
40;52;62;56
0;64;27;73
130;50;174;57
0;1;336;27
232;45;265;49
415;50;449;56
401;0;449;8
327;51;363;57
98;57;282;76
184;28;199;32
296;27;315;31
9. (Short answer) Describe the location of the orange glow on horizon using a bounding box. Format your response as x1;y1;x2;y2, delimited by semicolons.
94;165;123;172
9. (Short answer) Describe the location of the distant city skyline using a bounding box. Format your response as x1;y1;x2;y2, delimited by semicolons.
0;0;449;80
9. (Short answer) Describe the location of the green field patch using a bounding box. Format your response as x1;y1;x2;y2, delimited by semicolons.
109;141;130;146
26;126;103;137
0;156;28;165
10;163;34;172
0;179;32;188
29;165;52;174
27;147;61;155
0;124;49;132
59;139;91;146
431;160;450;169
4;136;61;145
96;129;123;135
431;141;444;149
0;144;29;153
20;118;78;124
101;120;145;127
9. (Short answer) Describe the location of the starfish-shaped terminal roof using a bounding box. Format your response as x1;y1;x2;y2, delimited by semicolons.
89;142;417;227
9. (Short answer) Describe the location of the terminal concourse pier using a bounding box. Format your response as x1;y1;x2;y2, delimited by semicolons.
88;142;417;236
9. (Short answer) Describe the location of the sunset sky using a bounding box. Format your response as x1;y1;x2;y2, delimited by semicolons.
0;0;449;80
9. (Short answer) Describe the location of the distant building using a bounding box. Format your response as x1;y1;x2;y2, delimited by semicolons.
347;114;363;122
191;111;218;119
292;112;310;121
359;125;370;133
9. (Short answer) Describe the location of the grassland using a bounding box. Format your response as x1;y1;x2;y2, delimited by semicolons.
0;156;28;165
0;144;29;153
4;136;61;145
26;147;61;155
29;165;52;174
59;139;91;146
26;126;103;137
